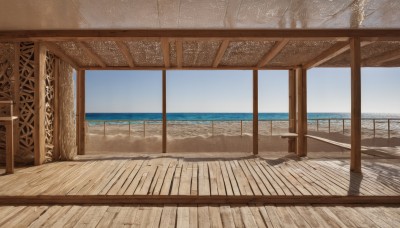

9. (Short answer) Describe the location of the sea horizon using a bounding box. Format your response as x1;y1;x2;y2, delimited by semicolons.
86;112;400;122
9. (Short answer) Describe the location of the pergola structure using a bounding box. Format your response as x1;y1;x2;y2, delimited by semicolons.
1;0;400;175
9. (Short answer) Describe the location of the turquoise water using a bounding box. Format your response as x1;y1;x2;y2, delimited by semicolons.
86;113;400;122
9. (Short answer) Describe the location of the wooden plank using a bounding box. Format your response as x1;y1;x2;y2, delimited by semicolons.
363;47;400;66
288;69;297;153
350;37;362;173
76;70;86;155
43;42;79;69
3;29;400;40
161;38;170;68
77;42;107;67
162;70;167;153
115;41;135;67
253;70;258;155
303;41;349;69
296;67;307;157
212;40;230;67
176;39;183;68
257;39;289;67
34;43;46;165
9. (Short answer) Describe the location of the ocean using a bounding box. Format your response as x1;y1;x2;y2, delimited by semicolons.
86;113;400;122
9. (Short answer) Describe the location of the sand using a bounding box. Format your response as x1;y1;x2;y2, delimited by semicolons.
86;121;400;155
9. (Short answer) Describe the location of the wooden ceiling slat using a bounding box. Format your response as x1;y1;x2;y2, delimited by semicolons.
363;48;400;66
161;38;170;68
303;41;349;69
77;42;107;68
43;42;80;69
115;41;134;67
176;39;183;68
257;39;289;67
212;40;230;68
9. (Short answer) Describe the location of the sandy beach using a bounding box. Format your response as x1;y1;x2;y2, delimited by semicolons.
86;120;400;155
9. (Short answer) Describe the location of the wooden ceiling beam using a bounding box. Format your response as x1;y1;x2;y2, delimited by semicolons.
303;41;375;69
363;48;400;66
161;38;170;68
303;41;350;69
176;39;183;68
2;29;400;40
42;42;80;70
77;42;107;68
212;40;230;68
79;66;294;71
257;39;289;67
115;41;134;67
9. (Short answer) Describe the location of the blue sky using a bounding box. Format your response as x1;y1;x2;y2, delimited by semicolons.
85;68;400;113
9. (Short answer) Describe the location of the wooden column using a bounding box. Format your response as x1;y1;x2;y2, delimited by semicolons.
288;69;297;153
253;70;258;155
296;67;307;157
162;70;167;153
53;59;60;160
34;43;46;165
350;37;362;173
77;70;86;155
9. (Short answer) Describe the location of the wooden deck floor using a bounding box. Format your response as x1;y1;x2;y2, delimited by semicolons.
0;152;399;204
0;204;399;227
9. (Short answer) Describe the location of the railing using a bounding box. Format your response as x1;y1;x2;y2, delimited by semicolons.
85;118;400;139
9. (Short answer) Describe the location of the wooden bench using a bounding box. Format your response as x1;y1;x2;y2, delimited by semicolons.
0;101;18;174
306;134;368;151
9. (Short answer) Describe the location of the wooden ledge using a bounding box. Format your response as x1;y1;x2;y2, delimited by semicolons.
280;133;298;139
0;195;398;205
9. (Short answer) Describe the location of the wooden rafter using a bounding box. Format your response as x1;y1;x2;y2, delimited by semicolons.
363;48;400;66
77;42;107;68
161;38;170;68
176;39;183;68
2;29;400;41
303;41;349;69
257;39;289;67
115;41;134;67
212;40;230;68
42;42;80;69
304;41;374;69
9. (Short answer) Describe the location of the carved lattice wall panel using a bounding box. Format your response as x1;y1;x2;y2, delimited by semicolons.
17;42;36;163
59;60;76;160
0;43;15;163
44;52;56;162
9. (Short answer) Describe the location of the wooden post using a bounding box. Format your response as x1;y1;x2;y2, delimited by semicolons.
34;43;46;165
53;59;60;160
212;121;214;136
296;67;307;157
328;119;331;133
103;121;106;136
76;69;86;155
270;121;273;135
128;122;131;136
373;119;376;138
317;119;319;131
240;120;243;136
342;119;345;134
5;122;14;174
350;37;362;173
288;69;297;153
143;121;146;137
162;70;167;153
253;70;259;155
388;119;390;139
